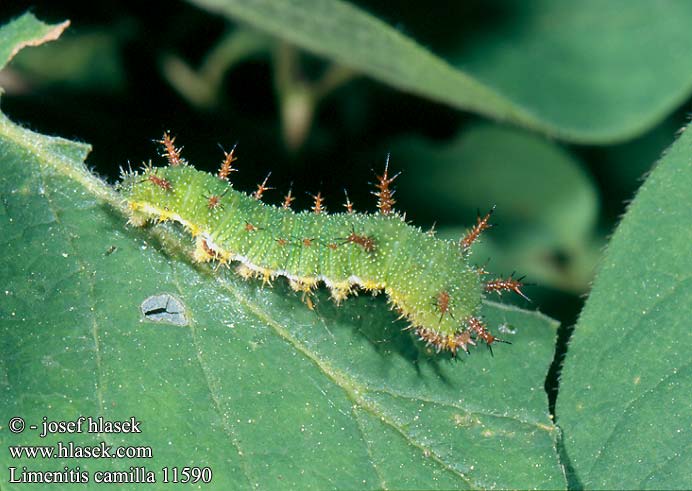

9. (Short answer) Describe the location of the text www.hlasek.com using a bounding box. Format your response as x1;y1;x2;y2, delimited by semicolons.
9;441;152;460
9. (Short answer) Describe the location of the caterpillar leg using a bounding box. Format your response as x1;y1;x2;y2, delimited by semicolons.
289;278;318;310
415;327;476;357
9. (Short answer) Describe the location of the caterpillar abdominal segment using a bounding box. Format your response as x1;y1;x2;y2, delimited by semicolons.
120;133;529;356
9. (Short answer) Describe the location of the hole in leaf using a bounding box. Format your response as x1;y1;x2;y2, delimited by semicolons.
140;293;188;326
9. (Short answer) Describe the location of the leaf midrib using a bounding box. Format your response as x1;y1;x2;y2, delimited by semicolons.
216;272;559;488
214;273;476;487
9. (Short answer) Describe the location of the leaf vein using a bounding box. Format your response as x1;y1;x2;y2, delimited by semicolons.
170;271;256;488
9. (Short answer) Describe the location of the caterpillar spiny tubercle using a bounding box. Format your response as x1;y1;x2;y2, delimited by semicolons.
119;132;528;356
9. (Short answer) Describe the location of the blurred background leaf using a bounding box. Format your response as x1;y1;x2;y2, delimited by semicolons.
392;124;601;294
187;0;692;143
160;27;272;110
7;28;126;92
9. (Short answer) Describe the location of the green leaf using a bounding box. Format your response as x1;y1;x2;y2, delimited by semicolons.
393;124;600;293
556;125;692;488
0;107;563;491
186;0;692;143
0;12;70;70
0;14;563;489
451;0;692;144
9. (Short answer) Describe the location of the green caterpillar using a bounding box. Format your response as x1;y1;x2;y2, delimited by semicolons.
119;133;527;355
